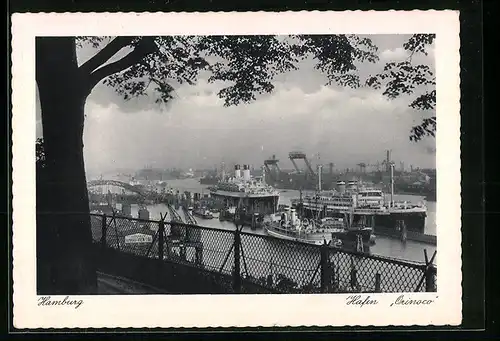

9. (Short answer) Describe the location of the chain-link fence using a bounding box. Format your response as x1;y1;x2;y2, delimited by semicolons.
90;213;437;294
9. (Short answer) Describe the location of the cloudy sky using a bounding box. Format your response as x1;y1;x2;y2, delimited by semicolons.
36;35;436;176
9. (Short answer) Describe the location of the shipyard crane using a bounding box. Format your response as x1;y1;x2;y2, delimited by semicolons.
288;151;316;177
264;154;281;181
381;149;394;173
356;162;367;173
328;162;334;175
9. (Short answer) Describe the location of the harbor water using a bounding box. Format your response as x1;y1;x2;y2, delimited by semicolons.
114;178;437;265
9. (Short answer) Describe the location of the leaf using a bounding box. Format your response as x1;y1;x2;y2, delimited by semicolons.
77;34;435;141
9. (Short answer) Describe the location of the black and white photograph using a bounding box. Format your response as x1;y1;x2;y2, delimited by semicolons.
12;11;461;328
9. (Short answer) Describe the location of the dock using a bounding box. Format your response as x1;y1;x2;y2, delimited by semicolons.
373;226;436;245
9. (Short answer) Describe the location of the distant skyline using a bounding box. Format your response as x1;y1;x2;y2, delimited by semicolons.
36;35;436;176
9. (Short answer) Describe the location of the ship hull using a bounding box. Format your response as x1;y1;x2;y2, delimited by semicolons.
332;228;373;243
294;202;426;233
199;177;219;185
211;191;279;216
374;212;426;233
264;225;331;246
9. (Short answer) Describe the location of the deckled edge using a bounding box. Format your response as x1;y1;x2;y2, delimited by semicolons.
10;10;462;329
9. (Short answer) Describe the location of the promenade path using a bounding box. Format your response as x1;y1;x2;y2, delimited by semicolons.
97;272;164;294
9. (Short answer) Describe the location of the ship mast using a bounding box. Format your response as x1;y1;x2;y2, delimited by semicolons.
390;162;395;207
221;161;225;181
317;164;322;192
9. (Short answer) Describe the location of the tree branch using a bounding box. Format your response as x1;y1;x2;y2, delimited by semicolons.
87;37;158;90
79;36;136;75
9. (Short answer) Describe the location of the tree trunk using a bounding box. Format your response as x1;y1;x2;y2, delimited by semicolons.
36;37;97;294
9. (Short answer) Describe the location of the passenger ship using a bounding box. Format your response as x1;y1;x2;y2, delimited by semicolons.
210;165;280;223
291;179;427;233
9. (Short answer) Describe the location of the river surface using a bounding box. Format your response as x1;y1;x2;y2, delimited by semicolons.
102;177;437;264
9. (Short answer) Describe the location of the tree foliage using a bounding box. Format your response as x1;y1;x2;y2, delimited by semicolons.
75;34;435;139
365;34;436;141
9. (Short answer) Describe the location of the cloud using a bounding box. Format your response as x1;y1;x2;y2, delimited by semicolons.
380;47;409;61
35;35;436;175
82;78;436;175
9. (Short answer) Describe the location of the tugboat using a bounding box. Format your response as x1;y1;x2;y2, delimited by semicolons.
263;206;343;247
192;206;214;219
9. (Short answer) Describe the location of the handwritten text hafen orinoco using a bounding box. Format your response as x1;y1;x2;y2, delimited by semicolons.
389;294;437;307
38;296;84;309
345;295;378;307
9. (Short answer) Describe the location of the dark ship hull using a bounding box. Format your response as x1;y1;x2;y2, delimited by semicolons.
199;176;219;185
331;227;373;243
374;211;426;233
294;203;426;233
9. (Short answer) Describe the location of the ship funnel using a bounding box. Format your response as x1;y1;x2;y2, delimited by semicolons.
290;208;297;225
234;164;241;178
243;164;251;181
283;206;290;224
337;180;345;193
337;180;346;193
347;180;357;191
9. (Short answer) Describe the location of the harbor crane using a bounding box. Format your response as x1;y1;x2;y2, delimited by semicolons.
264;154;281;181
288;151;316;177
381;149;394;172
357;162;367;173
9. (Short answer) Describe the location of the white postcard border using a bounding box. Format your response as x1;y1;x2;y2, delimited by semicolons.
12;10;461;328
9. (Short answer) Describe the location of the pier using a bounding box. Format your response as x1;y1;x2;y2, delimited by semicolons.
181;206;198;225
373;225;437;245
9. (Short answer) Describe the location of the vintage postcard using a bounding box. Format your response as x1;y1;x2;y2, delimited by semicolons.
11;11;461;328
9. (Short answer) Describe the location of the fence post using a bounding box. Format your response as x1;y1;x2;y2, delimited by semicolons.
158;220;164;261
232;228;241;293
195;245;203;266
320;241;329;293
375;273;381;293
350;268;358;290
425;265;437;292
100;214;107;248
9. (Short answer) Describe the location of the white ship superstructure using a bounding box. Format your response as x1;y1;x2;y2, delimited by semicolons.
210;164;280;215
291;170;427;232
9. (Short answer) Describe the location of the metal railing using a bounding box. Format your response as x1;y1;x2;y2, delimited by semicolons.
87;213;437;294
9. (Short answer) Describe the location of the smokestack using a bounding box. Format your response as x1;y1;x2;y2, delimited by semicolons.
337;180;346;193
243;164;251;181
283;206;290;224
290;208;297;225
234;164;241;178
